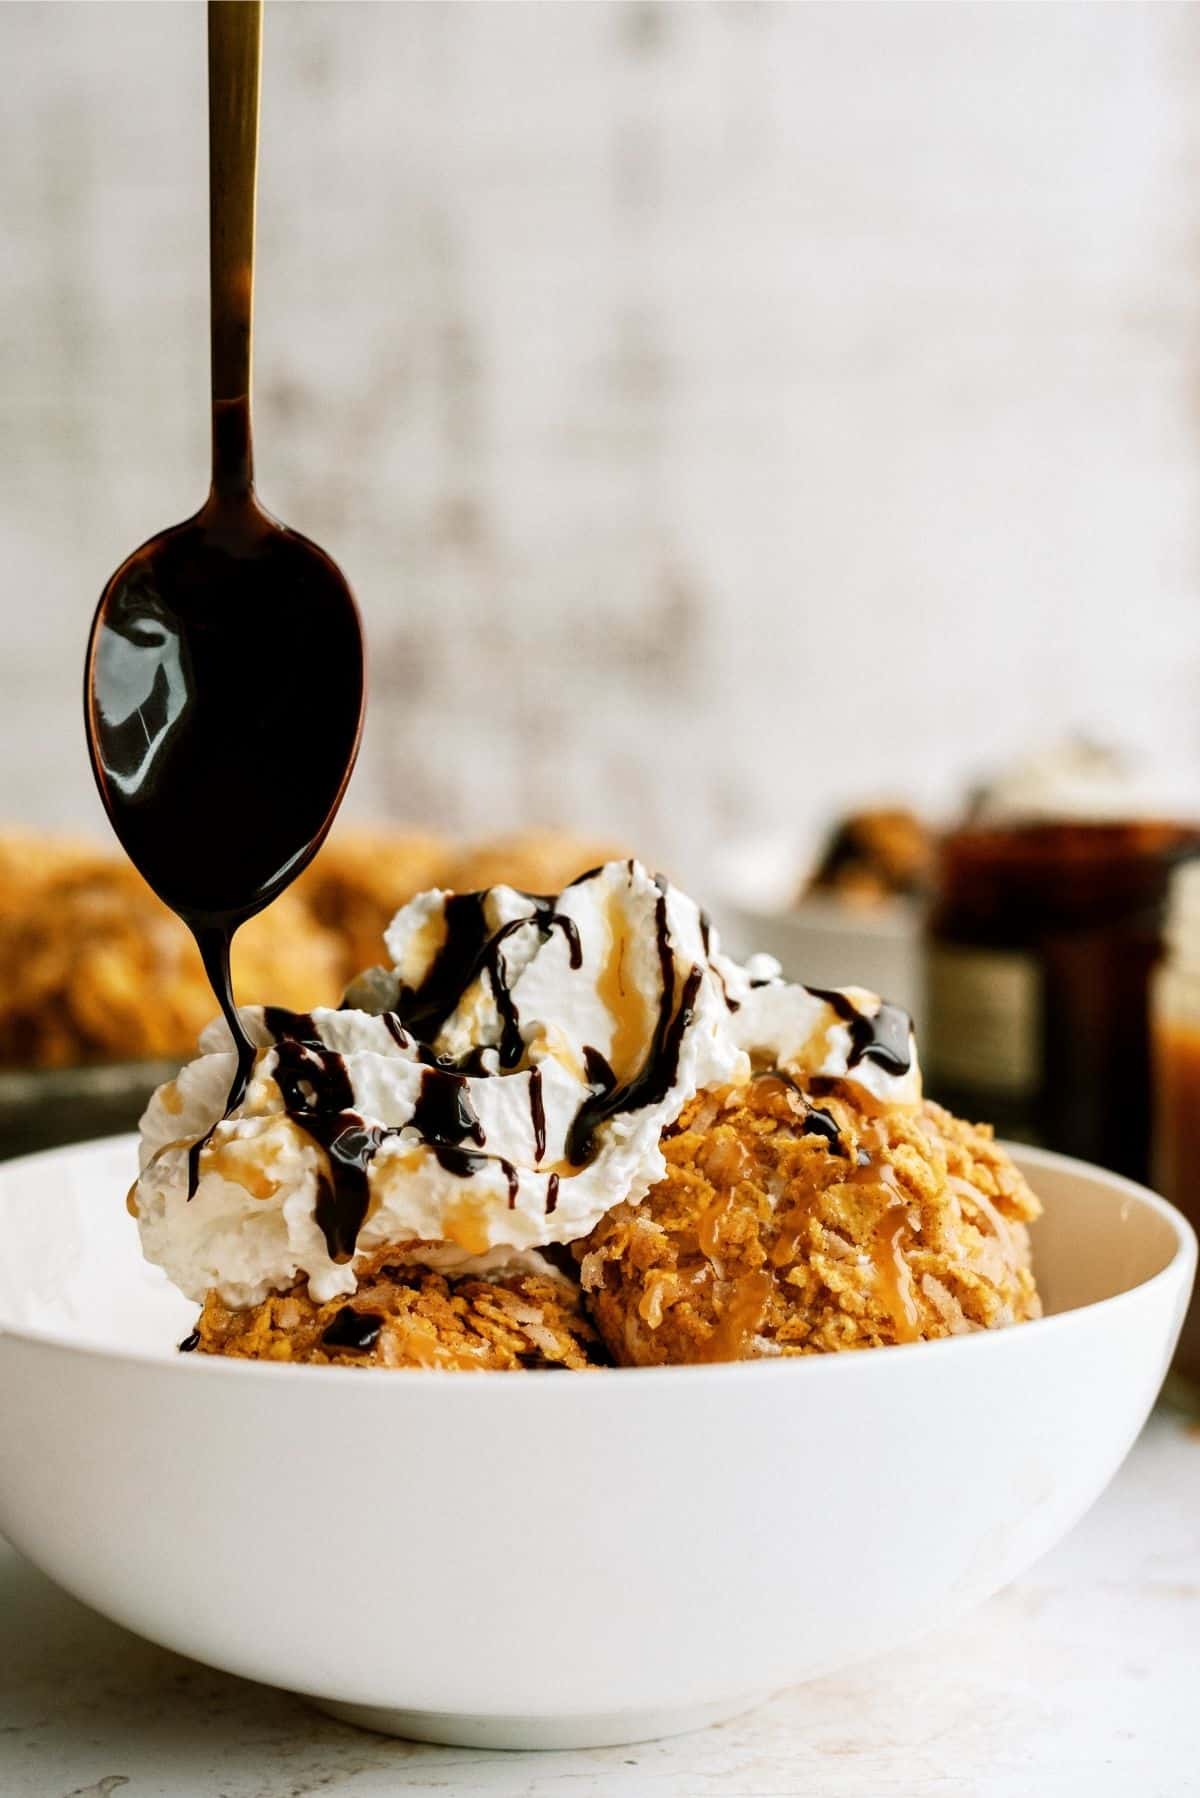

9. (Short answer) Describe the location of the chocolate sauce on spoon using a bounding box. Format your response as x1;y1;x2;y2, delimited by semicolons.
84;2;364;1143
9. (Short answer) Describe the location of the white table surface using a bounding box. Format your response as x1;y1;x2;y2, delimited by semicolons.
2;1404;1198;1798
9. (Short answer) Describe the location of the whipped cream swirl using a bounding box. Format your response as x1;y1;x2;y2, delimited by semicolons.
134;860;920;1306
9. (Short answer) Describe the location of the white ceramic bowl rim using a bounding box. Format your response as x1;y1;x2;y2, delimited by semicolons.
1;1139;1194;1390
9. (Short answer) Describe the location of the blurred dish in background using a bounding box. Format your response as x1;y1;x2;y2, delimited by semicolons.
804;807;936;909
714;805;932;1031
718;896;926;1036
0;1061;181;1162
0;833;344;1068
0;825;621;1158
712;741;1200;1191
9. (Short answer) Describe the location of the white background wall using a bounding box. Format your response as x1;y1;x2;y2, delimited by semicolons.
4;1;1200;892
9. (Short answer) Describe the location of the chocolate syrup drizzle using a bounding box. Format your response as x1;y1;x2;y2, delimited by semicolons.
806;986;913;1076
321;1305;383;1352
699;907;740;1013
268;1030;390;1263
528;1066;547;1164
565;883;704;1167
248;1002;527;1259
750;1067;847;1155
397;892;581;1070
410;1065;518;1205
264;1005;321;1043
184;869;907;1269
220;878;709;1258
254;890;585;1243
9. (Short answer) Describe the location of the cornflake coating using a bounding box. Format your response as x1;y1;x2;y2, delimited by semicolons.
0;827;626;1069
577;1077;1042;1365
192;1250;605;1370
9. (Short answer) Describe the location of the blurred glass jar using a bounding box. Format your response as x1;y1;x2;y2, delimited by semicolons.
1152;860;1200;1385
925;822;1200;1185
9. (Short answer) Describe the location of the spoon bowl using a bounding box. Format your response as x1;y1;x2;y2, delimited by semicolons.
85;487;363;931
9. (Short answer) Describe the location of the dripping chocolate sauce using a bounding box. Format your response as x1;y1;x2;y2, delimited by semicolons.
409;1065;518;1206
237;1006;526;1258
397;891;581;1069
184;868;766;1264
321;1305;383;1352
796;1104;845;1154
219;887;588;1244
699;907;740;1013
806;986;913;1076
408;1064;485;1153
566;884;704;1166
750;1067;846;1155
529;1066;547;1164
269;1031;388;1262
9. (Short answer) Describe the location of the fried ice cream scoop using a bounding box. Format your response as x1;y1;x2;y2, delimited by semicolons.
190;1250;604;1370
577;1075;1042;1365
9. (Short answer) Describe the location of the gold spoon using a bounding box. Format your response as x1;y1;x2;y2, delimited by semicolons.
84;0;365;1117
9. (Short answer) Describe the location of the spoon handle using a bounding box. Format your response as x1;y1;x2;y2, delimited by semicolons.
208;0;262;496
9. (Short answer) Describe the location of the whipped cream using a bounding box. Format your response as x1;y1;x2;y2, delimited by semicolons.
134;860;921;1306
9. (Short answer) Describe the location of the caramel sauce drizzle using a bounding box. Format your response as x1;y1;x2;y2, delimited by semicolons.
597;887;653;1083
871;1203;921;1342
202;1141;282;1201
566;881;703;1167
749;1070;846;1155
159;1080;185;1117
399;905;449;989
700;1270;773;1363
441;1194;492;1257
697;1189;733;1260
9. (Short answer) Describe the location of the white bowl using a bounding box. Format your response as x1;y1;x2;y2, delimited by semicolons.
0;1137;1192;1751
